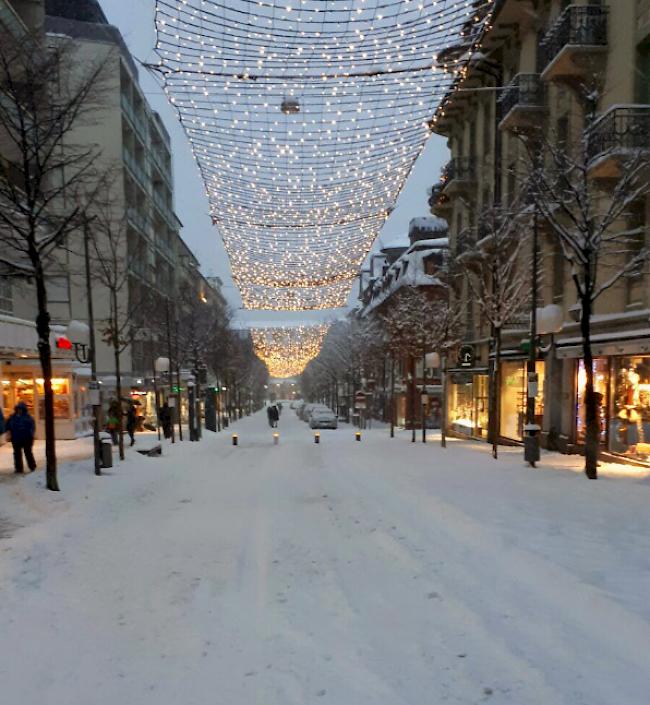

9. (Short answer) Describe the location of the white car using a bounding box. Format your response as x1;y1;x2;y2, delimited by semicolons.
309;409;338;429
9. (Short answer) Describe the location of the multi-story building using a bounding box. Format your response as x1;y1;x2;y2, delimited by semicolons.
0;0;226;436
358;218;449;428
430;0;650;463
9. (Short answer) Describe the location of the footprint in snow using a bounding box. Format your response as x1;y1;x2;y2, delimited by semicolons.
317;689;326;697
427;592;441;600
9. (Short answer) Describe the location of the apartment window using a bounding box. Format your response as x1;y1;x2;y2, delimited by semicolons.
482;101;492;157
636;39;650;104
556;115;570;155
0;277;12;314
46;276;70;304
552;239;565;303
626;202;647;306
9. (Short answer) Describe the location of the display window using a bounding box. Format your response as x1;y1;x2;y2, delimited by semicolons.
500;361;545;441
609;356;650;462
576;359;608;444
36;377;71;419
447;373;488;438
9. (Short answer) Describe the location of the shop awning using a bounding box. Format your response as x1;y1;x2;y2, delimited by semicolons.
0;314;72;357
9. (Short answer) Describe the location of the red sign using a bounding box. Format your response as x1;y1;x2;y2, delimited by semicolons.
56;336;72;350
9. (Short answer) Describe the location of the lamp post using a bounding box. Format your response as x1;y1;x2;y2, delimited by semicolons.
187;375;197;441
67;319;100;475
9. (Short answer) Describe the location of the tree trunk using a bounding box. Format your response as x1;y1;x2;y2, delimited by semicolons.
390;355;395;438
491;327;502;460
581;293;599;479
176;365;184;440
410;355;417;443
441;355;447;449
113;330;125;462
421;350;426;443
35;268;59;491
111;291;125;461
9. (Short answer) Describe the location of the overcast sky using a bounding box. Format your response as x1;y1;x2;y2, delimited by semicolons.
101;0;449;326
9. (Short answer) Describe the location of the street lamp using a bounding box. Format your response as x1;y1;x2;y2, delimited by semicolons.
66;320;91;364
67;318;100;474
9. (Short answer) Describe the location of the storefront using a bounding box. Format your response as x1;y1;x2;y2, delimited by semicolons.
557;336;650;465
447;370;489;439
499;360;545;442
1;361;92;439
1;315;92;439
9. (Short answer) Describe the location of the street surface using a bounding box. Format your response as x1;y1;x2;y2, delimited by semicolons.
1;410;649;705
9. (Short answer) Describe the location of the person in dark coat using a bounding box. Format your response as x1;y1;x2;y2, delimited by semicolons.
5;401;36;473
125;402;137;447
159;402;172;439
269;404;280;428
266;404;274;428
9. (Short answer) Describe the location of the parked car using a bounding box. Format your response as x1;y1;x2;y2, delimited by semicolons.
309;409;338;429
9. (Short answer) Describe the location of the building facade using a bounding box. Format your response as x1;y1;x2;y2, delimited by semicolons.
430;0;650;461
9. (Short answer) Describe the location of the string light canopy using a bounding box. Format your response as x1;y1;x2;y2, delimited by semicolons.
251;324;330;378
153;0;495;312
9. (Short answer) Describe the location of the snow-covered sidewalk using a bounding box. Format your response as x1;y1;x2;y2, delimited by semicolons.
1;410;649;704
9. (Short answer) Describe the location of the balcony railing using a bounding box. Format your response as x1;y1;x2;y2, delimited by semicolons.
539;5;608;72
443;156;476;185
121;93;148;142
587;105;650;163
499;74;544;120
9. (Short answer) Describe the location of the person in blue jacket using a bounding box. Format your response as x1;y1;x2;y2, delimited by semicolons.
5;401;36;473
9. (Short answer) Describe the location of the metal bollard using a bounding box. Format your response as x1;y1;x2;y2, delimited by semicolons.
355;431;361;442
232;433;238;446
314;432;320;444
273;432;279;445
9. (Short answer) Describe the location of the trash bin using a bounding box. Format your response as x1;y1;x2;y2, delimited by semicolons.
101;438;113;468
523;424;541;465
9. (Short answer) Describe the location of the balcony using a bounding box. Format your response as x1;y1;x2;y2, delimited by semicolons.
587;105;650;179
499;74;545;131
428;183;452;219
539;5;608;82
122;148;149;190
127;207;151;238
121;93;148;143
441;157;476;196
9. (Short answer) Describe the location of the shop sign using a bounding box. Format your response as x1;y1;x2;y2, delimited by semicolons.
88;380;100;406
458;345;475;368
527;372;539;398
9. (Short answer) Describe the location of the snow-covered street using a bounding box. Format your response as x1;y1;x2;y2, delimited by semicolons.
1;409;650;705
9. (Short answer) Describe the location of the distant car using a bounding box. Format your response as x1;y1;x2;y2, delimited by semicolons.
309;409;338;429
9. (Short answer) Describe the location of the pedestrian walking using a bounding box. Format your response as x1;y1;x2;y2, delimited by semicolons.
106;399;121;445
5;401;36;473
267;404;274;428
126;402;137;447
270;404;280;428
159;401;173;439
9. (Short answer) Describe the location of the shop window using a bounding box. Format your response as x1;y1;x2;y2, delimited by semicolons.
36;377;71;419
0;276;12;314
576;359;608;444
500;360;545;441
609;356;650;462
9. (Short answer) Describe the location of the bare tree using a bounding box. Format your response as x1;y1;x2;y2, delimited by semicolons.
379;286;449;442
463;203;531;459
88;200;145;461
525;102;649;479
0;27;110;490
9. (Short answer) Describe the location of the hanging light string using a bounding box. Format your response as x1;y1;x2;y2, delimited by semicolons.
154;0;494;311
251;324;331;377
